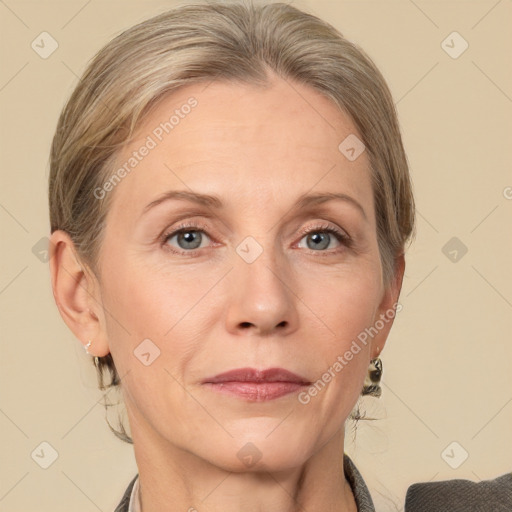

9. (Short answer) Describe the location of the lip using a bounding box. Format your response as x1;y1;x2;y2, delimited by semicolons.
202;367;311;402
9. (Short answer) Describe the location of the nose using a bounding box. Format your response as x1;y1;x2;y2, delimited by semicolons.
224;242;300;338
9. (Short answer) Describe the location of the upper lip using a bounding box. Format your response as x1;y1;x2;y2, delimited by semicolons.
202;367;311;385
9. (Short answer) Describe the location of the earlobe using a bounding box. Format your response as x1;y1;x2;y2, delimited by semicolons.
49;230;110;357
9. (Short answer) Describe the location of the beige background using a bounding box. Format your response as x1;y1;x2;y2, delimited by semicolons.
1;0;511;511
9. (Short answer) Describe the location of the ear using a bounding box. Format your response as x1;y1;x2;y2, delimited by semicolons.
49;230;110;357
370;252;406;359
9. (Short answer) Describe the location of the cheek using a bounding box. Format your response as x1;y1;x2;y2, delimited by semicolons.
303;266;381;342
99;253;217;374
98;250;164;353
300;270;380;398
99;265;203;425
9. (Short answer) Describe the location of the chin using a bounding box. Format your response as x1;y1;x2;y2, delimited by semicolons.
198;433;313;473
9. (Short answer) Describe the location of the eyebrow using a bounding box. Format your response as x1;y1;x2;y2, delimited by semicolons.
141;190;367;220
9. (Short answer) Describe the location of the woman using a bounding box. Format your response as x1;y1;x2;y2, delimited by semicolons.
47;1;510;511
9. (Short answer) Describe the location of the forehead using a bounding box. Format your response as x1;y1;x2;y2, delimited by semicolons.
106;75;374;222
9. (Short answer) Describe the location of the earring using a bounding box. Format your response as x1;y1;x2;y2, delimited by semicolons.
84;340;100;367
362;357;383;397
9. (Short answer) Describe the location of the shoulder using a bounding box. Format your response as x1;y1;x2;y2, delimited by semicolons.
405;471;512;512
114;474;138;512
343;453;377;512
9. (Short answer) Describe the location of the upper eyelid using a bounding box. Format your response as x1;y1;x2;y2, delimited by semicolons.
156;203;357;232
163;220;345;236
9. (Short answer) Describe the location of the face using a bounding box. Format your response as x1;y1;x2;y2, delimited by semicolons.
93;74;398;472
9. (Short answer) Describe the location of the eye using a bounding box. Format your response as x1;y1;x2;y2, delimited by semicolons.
160;221;352;256
162;222;212;253
296;223;351;252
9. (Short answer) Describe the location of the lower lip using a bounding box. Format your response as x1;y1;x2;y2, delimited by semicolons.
203;381;308;401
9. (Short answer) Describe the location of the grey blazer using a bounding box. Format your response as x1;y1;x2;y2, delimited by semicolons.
114;455;512;512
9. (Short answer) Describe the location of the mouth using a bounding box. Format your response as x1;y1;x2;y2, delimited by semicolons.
201;367;311;402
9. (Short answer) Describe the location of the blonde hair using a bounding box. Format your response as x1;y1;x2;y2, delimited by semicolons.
49;0;416;442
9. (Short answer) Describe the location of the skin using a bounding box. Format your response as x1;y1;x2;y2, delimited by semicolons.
50;71;405;512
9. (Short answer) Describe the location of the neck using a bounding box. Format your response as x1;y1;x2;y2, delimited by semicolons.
129;419;357;512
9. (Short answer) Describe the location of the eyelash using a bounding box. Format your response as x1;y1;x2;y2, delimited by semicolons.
160;221;352;256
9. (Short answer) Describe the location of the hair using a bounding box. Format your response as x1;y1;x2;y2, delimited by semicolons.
49;0;416;443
